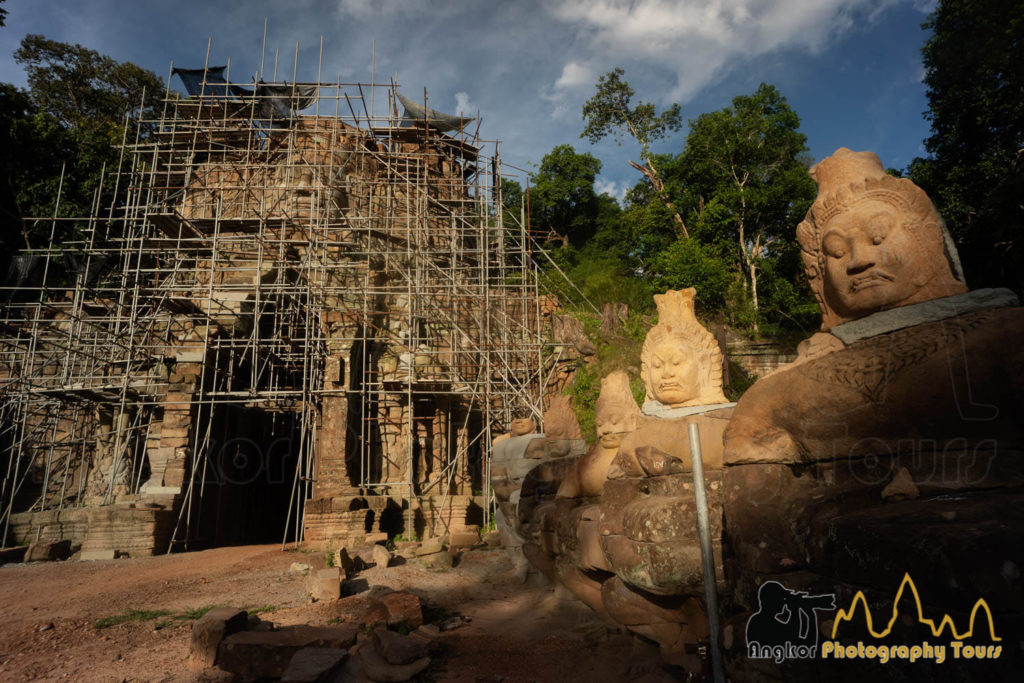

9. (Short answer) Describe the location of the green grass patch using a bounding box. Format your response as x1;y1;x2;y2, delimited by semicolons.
244;604;277;615
94;603;274;630
93;609;173;629
178;606;217;621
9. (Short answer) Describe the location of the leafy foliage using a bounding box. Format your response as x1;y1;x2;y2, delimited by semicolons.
581;68;687;236
529;144;603;249
565;306;650;444
15;35;163;130
581;68;682;150
676;83;817;332
908;0;1024;293
1;35;163;248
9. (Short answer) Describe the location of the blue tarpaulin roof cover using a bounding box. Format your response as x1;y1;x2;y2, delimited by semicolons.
172;67;318;118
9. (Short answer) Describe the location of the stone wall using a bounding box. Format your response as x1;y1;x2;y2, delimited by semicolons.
726;338;797;379
8;506;176;558
302;493;485;548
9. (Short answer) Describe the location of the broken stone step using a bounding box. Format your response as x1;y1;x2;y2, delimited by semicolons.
372;628;428;665
355;641;430;682
218;624;358;679
189;607;248;669
280;647;348;682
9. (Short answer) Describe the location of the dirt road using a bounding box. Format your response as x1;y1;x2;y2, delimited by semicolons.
0;545;667;682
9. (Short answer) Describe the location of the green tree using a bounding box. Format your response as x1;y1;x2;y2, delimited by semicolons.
1;35;163;247
908;0;1024;293
15;34;163;133
500;177;525;230
529;144;603;249
677;83;815;331
581;68;687;237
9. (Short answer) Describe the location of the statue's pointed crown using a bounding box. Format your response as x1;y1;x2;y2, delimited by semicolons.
809;148;886;192
653;288;699;331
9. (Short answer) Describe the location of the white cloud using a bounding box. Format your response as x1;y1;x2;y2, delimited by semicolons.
335;0;417;17
595;178;626;202
454;92;478;116
550;102;571;119
545;0;894;101
543;60;596;119
554;61;595;89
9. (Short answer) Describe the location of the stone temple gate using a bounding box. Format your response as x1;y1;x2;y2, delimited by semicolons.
0;62;546;555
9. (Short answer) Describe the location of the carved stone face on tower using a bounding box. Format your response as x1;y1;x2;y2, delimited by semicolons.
640;289;727;408
797;148;967;329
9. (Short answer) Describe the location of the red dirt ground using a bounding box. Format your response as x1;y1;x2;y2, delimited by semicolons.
0;545;671;682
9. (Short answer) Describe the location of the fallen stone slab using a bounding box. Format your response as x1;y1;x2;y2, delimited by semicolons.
419;549;455;570
356;642;430;682
413;536;446;556
289;562;311;574
448;530;479;548
439;615;471;632
380;591;423;629
308;567;341;601
189;607;248;669
280;647;348;682
79;549;117;561
337;548;368;575
26;540;72;562
393;541;419;557
372;544;392;569
372;628;428;666
408;626;443;655
411;624;440;639
334;656;371;683
218;625;358;679
333;588;392;628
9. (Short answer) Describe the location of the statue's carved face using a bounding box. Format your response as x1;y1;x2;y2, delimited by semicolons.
596;410;632;448
821;199;930;318
646;340;699;406
509;417;535;436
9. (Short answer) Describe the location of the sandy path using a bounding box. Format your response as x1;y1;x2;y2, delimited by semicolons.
0;545;666;682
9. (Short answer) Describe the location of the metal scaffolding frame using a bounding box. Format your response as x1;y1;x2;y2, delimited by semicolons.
0;53;546;551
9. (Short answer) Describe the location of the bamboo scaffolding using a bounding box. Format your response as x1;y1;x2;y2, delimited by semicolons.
0;57;549;552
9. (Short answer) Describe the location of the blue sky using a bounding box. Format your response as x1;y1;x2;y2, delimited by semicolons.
0;0;938;200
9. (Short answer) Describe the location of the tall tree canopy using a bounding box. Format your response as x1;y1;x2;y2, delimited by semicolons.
529;144;603;250
1;35;163;247
581;68;687;237
908;0;1024;293
574;73;818;331
676;83;816;330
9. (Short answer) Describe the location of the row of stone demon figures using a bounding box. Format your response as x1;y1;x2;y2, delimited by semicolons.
491;149;1023;681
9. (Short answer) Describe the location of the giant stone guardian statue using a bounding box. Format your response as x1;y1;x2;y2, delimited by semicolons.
722;148;1022;681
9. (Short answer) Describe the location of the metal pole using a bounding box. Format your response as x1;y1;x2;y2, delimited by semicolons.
688;422;725;683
